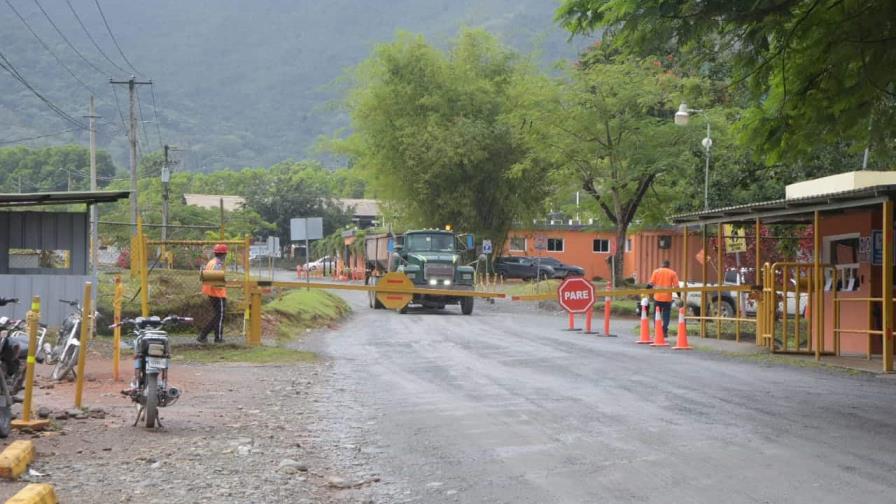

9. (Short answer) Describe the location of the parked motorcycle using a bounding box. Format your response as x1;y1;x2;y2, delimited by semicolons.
114;315;191;428
0;297;22;437
0;298;50;395
50;299;95;381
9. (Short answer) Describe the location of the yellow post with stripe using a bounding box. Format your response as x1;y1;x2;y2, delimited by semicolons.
11;296;49;431
74;282;93;409
112;275;123;382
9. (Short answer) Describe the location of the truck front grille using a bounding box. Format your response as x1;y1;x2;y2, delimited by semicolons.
424;263;454;280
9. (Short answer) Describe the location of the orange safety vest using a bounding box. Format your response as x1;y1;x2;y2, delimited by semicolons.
201;257;227;298
649;267;679;302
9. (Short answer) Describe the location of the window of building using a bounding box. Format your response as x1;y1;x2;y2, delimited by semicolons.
8;249;71;271
547;238;564;252
625;238;632;252
509;237;526;252
593;239;610;253
658;235;672;249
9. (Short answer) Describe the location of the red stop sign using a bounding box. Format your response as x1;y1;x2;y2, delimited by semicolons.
557;277;596;313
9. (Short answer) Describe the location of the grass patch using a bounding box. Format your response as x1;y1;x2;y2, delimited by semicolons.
264;288;350;342
501;279;561;297
174;343;316;364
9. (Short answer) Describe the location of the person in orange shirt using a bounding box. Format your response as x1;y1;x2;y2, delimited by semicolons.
198;244;228;343
648;260;680;336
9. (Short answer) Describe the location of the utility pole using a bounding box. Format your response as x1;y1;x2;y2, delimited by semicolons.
87;97;99;281
161;144;178;243
110;76;152;234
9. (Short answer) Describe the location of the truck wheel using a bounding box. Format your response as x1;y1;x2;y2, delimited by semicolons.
461;297;474;315
711;298;735;318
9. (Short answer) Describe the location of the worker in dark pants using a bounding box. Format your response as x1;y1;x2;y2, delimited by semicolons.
197;244;228;343
648;260;680;336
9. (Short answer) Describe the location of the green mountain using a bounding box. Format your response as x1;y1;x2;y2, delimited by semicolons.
0;0;584;171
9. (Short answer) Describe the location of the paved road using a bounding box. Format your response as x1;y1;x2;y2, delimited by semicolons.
303;290;896;504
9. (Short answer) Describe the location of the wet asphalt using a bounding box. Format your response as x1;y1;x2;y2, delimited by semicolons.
303;289;896;504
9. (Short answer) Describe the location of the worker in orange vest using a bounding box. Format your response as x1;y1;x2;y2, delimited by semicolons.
648;260;680;337
197;243;228;343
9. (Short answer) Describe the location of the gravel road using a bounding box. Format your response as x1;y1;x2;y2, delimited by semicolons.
301;290;896;504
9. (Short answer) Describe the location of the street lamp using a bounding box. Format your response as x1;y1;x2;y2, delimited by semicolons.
674;103;713;211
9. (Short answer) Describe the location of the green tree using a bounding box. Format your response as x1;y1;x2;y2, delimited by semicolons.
0;145;117;192
556;0;896;166
512;49;691;284
336;29;552;246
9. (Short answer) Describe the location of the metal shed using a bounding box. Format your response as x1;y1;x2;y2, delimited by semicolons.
0;190;129;324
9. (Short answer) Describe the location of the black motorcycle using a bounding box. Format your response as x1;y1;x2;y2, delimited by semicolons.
0;297;26;437
114;316;191;428
0;301;51;394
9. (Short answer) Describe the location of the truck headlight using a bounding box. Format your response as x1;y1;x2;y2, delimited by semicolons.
429;279;438;286
444;280;451;286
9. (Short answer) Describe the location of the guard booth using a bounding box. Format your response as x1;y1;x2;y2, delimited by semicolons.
672;171;896;373
0;191;130;323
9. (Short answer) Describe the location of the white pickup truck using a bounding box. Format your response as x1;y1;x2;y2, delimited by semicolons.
680;269;807;318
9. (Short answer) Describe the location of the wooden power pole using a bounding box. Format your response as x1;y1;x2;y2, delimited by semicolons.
110;76;152;234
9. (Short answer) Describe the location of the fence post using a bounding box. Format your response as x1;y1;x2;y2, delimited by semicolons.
248;288;262;346
11;296;49;430
74;282;93;408
137;216;149;317
112;275;123;382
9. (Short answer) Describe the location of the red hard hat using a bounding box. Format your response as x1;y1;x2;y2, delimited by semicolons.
213;243;228;254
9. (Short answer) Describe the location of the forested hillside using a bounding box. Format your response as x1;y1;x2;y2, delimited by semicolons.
0;0;584;171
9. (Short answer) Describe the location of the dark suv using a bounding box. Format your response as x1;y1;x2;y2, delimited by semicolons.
494;257;555;280
531;257;585;279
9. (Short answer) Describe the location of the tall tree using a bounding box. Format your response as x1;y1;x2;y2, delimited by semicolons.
556;0;896;166
337;29;553;245
511;48;691;284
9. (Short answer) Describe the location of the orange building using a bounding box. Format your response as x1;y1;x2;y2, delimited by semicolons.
504;228;712;283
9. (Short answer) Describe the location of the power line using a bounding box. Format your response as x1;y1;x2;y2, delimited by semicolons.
0;128;79;145
110;83;128;133
32;0;108;77
135;86;152;150
64;0;128;75
4;0;97;96
149;82;164;151
93;0;141;76
0;50;87;130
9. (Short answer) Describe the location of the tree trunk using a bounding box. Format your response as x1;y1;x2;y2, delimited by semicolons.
612;224;627;287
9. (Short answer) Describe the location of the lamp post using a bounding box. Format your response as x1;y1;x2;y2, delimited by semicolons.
675;103;713;211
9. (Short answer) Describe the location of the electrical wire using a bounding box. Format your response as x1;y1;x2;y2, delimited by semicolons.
0;129;79;145
135;86;152;150
32;0;108;77
64;0;128;75
149;82;164;151
4;0;97;96
0;50;87;130
110;83;128;134
93;0;141;76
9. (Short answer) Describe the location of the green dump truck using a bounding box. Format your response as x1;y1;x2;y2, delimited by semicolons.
365;229;476;314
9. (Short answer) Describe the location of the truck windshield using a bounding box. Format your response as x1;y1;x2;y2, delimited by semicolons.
405;233;455;252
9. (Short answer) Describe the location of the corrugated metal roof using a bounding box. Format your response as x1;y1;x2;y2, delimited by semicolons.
670;185;896;224
0;190;130;207
338;198;380;217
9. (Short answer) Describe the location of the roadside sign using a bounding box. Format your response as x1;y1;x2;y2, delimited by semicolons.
724;225;746;253
290;217;323;241
376;272;413;311
249;244;269;259
482;239;493;254
557;277;596;314
267;236;281;258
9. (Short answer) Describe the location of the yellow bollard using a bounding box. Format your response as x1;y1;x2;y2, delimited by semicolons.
11;297;49;431
74;282;93;409
137;217;150;317
248;289;262;346
112;275;123;382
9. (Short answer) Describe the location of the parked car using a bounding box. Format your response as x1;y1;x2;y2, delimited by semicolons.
681;268;808;318
531;257;585;279
494;257;555;281
297;256;336;273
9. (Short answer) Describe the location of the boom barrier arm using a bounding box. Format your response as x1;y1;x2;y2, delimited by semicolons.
510;285;757;302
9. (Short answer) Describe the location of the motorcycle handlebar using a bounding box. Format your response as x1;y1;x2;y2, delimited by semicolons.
59;299;79;307
0;298;18;306
109;316;194;329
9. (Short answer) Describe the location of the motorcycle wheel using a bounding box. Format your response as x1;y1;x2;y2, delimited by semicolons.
144;373;159;428
51;345;78;381
10;366;25;396
0;375;11;438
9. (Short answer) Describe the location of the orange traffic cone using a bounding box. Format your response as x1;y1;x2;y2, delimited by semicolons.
637;302;652;344
673;307;692;350
651;306;669;347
